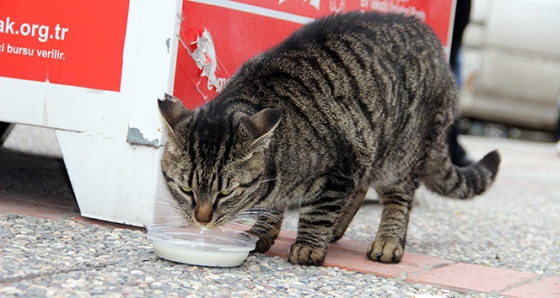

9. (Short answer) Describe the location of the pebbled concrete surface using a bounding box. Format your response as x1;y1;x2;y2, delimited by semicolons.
1;136;559;297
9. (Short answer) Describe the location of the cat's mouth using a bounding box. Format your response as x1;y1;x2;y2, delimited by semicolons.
193;221;216;229
190;209;227;230
189;210;217;229
189;209;260;231
189;216;218;229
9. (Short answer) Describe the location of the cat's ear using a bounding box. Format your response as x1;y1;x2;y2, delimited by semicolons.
158;94;193;132
236;108;283;146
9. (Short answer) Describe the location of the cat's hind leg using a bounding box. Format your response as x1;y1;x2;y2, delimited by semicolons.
368;189;413;263
250;208;284;253
331;188;367;243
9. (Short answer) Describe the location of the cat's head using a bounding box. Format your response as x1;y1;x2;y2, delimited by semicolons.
157;95;282;228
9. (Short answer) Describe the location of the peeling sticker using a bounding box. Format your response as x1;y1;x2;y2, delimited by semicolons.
179;27;229;99
278;0;320;10
127;127;160;147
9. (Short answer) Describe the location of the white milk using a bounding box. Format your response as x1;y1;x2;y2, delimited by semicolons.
153;240;250;267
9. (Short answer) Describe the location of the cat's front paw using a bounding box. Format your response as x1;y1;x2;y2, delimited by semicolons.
288;243;326;266
368;235;404;263
250;227;280;253
253;236;275;253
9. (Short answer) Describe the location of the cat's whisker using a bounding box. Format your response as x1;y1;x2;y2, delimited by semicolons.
238;208;283;221
230;213;258;222
223;220;254;231
233;216;280;233
135;196;182;213
237;214;282;225
157;202;180;209
136;195;180;209
135;195;191;225
228;218;258;229
226;209;283;236
153;204;184;215
240;207;283;215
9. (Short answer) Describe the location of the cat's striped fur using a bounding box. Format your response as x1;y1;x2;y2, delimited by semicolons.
158;11;501;266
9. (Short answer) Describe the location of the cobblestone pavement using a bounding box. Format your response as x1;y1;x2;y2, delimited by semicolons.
1;136;559;297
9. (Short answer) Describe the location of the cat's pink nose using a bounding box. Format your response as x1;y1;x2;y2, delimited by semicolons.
195;204;213;225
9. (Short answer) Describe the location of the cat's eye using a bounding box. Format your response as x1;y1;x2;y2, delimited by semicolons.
217;189;233;199
180;185;193;195
221;189;233;196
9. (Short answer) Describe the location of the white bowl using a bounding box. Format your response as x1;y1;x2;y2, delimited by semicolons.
146;224;258;267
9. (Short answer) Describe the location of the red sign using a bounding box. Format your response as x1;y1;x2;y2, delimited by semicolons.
175;1;303;110
174;0;454;109
236;0;454;46
0;0;129;92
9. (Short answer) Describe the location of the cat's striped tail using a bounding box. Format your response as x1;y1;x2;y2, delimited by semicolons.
422;150;501;199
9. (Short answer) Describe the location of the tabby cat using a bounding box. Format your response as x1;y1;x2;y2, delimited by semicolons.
158;11;500;266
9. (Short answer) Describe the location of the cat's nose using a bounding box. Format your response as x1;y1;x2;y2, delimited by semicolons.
197;217;211;225
195;204;213;225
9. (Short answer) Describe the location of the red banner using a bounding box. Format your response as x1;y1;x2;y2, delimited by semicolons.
175;0;454;110
0;0;129;91
235;0;454;46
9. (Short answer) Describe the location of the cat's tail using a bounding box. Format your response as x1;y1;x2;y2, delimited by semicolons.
422;150;501;199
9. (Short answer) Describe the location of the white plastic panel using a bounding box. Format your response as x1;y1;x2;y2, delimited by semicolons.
486;0;560;58
477;49;560;105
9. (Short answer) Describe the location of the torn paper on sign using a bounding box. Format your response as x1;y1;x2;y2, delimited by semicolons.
364;0;426;21
278;0;320;10
180;28;227;96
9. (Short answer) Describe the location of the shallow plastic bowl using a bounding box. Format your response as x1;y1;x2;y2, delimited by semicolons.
146;224;258;267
